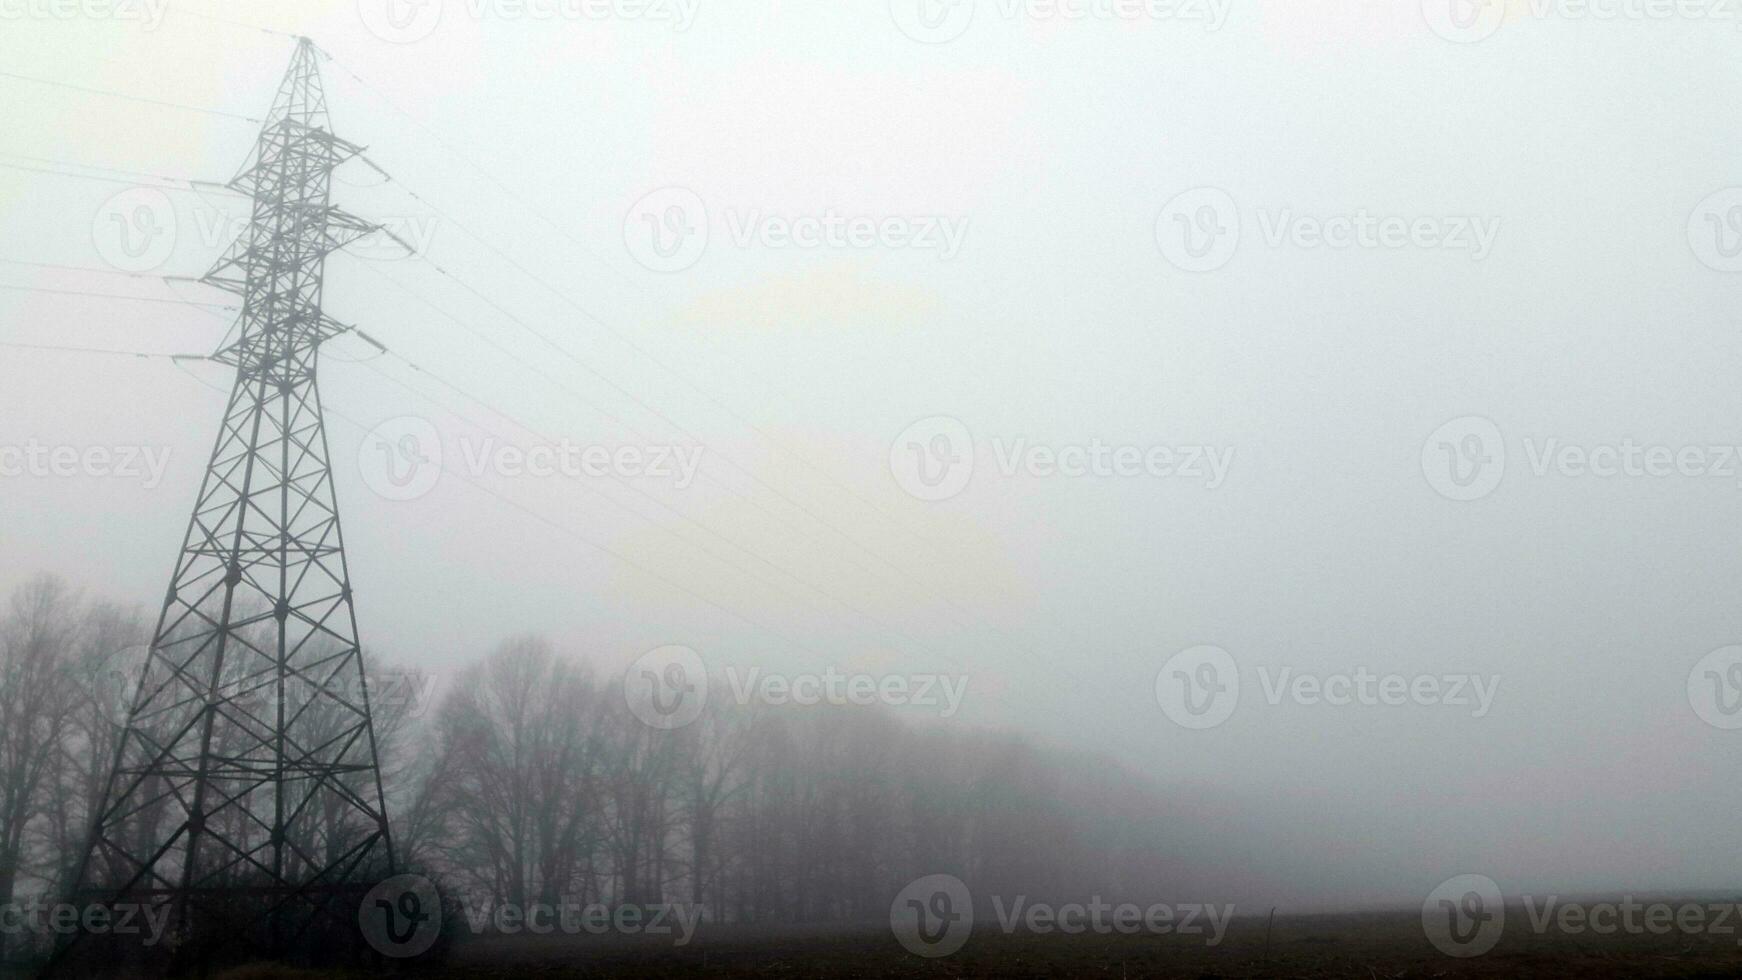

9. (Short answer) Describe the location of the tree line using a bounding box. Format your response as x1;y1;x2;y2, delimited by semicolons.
0;574;1180;959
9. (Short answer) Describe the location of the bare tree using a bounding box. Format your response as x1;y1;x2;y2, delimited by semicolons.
0;576;82;960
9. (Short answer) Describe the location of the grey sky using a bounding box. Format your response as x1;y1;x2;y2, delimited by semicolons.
2;0;1740;907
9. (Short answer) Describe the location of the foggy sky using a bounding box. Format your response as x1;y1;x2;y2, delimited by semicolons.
2;0;1740;909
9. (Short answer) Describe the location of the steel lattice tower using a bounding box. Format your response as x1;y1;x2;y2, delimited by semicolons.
66;37;395;961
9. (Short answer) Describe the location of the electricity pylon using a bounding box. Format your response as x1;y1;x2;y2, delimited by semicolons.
65;36;395;963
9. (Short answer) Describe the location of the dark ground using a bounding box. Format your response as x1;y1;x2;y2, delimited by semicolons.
189;900;1742;979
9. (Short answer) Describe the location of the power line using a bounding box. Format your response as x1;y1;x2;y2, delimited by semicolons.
352;171;971;619
0;153;244;196
120;15;1023;662
0;282;237;310
0;257;192;279
0;70;262;123
127;8;966;605
321;48;961;573
344;337;968;672
9;34;1035;673
0;340;210;360
309;377;842;667
349;187;1043;668
167;313;892;669
354;258;971;648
